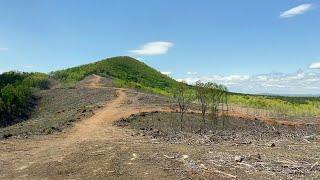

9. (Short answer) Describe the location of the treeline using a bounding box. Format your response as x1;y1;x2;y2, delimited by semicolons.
0;71;50;127
229;95;320;118
230;92;320;104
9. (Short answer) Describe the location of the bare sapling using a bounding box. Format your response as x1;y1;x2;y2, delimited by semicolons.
206;82;220;121
172;82;194;131
195;81;210;133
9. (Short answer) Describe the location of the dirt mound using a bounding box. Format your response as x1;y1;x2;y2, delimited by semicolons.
76;74;114;88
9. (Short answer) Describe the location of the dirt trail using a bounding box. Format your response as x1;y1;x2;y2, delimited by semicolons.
88;74;102;87
1;83;319;179
0;89;170;179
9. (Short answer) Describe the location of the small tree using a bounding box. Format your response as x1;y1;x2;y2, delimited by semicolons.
195;81;210;132
172;82;194;131
217;85;229;115
206;82;220;120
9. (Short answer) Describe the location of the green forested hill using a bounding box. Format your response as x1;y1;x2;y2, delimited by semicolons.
52;56;179;93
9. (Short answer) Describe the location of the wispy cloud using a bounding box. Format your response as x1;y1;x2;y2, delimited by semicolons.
187;71;198;75
178;70;320;94
129;41;173;56
23;65;34;69
0;48;8;51
309;62;320;69
280;4;313;18
161;71;172;75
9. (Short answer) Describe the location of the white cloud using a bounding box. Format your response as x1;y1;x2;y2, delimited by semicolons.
129;41;173;56
0;48;8;51
280;4;313;18
180;74;250;85
136;57;143;61
161;71;172;75
309;62;320;69
23;65;34;69
187;71;198;75
178;71;320;94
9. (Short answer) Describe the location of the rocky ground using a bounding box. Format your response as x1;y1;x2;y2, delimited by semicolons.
116;112;320;179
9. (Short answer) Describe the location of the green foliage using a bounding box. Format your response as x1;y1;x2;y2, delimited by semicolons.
229;94;320;117
195;81;210;117
52;56;178;93
206;82;229;117
172;82;195;107
21;73;50;90
113;78;171;96
0;71;50;127
0;71;28;89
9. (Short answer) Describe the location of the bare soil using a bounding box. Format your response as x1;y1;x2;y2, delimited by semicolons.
0;87;117;139
0;81;319;179
117;112;320;179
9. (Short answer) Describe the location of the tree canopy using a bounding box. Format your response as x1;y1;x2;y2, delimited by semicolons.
0;71;49;127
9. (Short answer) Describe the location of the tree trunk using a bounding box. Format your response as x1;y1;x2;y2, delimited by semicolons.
180;111;184;131
202;115;205;132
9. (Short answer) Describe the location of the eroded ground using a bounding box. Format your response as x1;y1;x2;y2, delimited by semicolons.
0;85;319;179
117;112;320;179
0;87;117;138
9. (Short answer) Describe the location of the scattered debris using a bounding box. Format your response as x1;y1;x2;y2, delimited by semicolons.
310;162;319;171
181;155;189;160
130;153;138;160
164;155;175;159
2;134;13;139
238;162;254;168
213;169;237;179
200;164;208;170
304;135;317;140
235;156;245;162
269;142;276;147
89;150;106;156
248;153;262;161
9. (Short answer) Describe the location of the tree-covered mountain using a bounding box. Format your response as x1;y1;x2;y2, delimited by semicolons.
52;56;179;93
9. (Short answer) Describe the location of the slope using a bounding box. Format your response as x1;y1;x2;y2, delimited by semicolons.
52;56;179;93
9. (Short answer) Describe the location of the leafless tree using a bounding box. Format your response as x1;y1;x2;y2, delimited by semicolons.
206;82;220;120
172;82;194;131
195;81;210;132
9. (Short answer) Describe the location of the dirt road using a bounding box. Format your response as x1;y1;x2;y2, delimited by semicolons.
0;89;174;179
1;88;319;179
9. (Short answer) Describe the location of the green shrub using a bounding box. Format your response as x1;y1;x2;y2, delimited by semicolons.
0;71;50;127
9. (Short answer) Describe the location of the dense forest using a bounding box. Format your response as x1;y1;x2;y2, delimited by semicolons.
0;71;50;127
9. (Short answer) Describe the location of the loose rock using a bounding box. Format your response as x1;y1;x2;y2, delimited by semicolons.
235;156;244;162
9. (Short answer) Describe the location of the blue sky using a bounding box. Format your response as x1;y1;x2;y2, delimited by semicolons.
1;0;320;94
